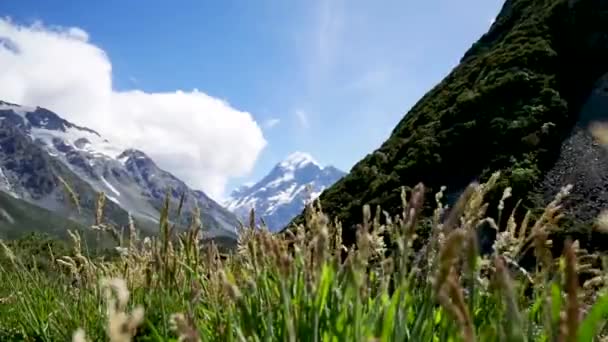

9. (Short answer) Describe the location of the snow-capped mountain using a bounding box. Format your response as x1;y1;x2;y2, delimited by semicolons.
226;152;345;232
0;100;239;239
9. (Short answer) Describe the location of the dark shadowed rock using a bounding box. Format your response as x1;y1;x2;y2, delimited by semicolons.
540;73;608;226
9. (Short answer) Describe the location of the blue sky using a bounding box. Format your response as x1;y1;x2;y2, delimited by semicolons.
0;0;505;199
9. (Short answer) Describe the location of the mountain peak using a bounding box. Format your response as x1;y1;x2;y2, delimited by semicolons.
117;148;149;160
226;151;345;231
278;151;320;170
0;101;37;117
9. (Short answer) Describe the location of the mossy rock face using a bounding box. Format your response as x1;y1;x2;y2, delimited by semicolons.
288;0;608;247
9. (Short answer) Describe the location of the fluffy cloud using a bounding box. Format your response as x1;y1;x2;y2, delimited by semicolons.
0;18;266;200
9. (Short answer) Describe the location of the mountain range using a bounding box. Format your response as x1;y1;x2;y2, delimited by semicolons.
225;152;345;232
0;100;343;245
0;100;239;241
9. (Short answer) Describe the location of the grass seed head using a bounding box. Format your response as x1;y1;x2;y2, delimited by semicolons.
169;313;201;342
72;328;89;342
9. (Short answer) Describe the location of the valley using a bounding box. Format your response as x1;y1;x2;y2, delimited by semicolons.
2;0;608;340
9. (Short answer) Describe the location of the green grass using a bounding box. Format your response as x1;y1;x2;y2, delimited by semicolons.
1;174;608;341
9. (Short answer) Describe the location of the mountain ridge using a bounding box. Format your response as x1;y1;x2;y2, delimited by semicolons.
0;100;240;240
226;151;345;231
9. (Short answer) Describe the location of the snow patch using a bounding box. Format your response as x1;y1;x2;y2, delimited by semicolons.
0;103;36;117
238;198;258;212
267;183;302;213
0;166;14;196
101;177;121;196
106;194;121;205
267;172;294;188
39;117;49;127
117;154;128;165
279;151;320;170
30;125;123;160
0;208;15;224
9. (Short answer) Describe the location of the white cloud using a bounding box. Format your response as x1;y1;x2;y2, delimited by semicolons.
295;110;309;129
264;118;280;129
0;18;266;201
66;27;89;41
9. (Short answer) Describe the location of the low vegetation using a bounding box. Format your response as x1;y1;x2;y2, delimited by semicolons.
293;0;608;244
2;172;608;341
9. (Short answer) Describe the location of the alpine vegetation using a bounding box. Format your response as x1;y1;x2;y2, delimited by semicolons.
1;173;608;340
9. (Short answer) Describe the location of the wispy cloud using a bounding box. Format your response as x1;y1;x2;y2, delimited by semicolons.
295;110;309;129
315;0;343;71
301;0;346;92
264;118;280;129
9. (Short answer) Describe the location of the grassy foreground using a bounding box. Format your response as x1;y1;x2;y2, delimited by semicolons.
1;173;608;341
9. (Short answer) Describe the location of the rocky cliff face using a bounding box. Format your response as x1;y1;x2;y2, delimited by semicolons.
539;73;608;231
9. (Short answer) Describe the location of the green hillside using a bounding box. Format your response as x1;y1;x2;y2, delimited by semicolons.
289;0;608;245
0;190;85;240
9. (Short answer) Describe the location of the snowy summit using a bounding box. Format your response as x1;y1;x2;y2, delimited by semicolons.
278;151;320;170
226;152;345;232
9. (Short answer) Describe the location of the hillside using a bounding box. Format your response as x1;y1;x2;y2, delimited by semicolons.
288;0;608;246
0;190;84;240
0;191;123;251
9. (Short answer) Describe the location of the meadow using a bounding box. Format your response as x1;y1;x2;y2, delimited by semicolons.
1;172;608;341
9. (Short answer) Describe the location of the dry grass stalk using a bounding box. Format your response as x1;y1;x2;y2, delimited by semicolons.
433;229;466;294
558;240;580;342
590;121;608;146
102;278;145;342
494;256;523;337
436;268;476;342
169;313;201;342
57;176;81;214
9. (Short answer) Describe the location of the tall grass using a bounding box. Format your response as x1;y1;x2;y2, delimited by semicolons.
1;172;608;341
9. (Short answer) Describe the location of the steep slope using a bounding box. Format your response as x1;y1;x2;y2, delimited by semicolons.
537;72;608;241
116;149;240;238
289;0;608;245
0;190;133;252
226;152;345;231
0;101;240;239
0;190;85;240
0;101;131;227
